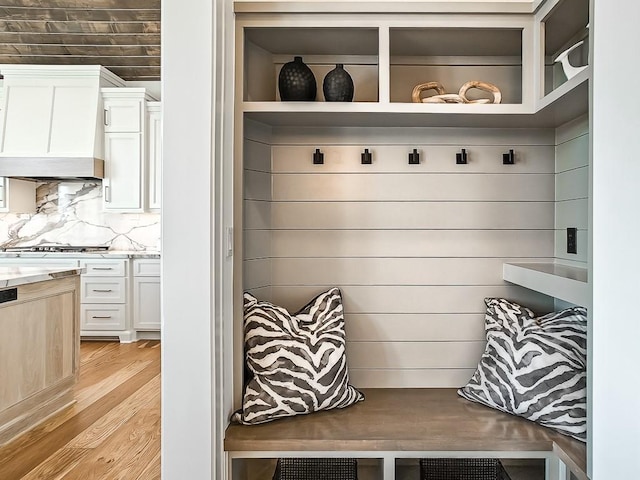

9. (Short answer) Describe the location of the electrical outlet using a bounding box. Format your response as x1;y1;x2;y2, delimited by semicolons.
567;227;577;254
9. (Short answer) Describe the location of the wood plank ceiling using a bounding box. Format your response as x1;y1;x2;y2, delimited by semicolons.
0;0;160;81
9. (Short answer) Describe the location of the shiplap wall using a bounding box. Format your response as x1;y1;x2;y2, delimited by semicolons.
555;114;589;267
244;121;273;301
243;125;556;388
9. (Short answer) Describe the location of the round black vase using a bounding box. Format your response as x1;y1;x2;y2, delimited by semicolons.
323;64;354;102
278;56;317;101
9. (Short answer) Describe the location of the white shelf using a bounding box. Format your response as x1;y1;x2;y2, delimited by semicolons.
537;65;590;112
243;101;583;128
503;262;589;307
242;66;589;128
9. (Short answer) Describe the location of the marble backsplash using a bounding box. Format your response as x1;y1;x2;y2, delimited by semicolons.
0;181;160;251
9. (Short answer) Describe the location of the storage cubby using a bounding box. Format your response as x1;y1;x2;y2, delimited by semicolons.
229;457;384;480
390;27;523;104
243;27;379;102
231;6;591;480
394;458;546;480
541;0;589;96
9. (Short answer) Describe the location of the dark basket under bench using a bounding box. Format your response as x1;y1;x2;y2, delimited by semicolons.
420;458;512;480
272;457;358;480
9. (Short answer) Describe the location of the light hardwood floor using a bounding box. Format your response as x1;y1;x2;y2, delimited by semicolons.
0;341;161;480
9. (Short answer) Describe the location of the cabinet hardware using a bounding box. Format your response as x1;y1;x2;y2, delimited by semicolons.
408;148;420;164
361;149;372;165
456;149;468;164
93;267;114;270
92;316;113;319
104;185;111;202
92;289;113;293
503;149;515;165
313;148;324;165
104;108;110;126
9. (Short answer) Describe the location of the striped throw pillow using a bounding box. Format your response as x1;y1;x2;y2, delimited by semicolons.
458;299;587;442
232;287;364;425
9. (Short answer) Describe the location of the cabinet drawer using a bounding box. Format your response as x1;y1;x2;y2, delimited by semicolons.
133;259;160;276
80;259;127;276
81;277;127;303
81;304;126;330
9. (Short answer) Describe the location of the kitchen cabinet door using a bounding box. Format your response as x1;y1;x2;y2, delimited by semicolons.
147;102;162;211
103;98;143;133
133;276;161;330
103;132;143;212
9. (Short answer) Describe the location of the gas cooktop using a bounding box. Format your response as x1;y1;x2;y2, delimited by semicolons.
1;245;110;253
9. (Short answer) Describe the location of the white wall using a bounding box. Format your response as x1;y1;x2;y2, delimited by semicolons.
591;0;640;477
554;115;588;268
162;0;218;477
243;126;557;390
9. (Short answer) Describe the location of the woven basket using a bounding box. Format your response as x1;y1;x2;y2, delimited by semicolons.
419;458;512;480
272;458;358;480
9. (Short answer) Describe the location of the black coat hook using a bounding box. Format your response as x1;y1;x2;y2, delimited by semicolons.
313;148;324;165
361;148;372;165
456;148;468;164
503;149;515;165
408;148;420;165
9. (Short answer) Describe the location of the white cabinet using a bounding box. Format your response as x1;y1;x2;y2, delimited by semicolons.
103;98;143;133
81;304;127;331
101;88;155;212
103;132;143;210
132;259;161;331
147;102;162;211
80;258;130;340
0;255;160;341
0;177;36;213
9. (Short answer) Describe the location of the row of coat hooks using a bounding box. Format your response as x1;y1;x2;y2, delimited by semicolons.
312;148;516;165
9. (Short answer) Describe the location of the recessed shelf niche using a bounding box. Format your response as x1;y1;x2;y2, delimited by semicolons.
542;0;589;96
389;27;523;104
243;27;380;102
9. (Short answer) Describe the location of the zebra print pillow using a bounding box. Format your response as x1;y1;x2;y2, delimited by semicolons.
232;288;364;425
483;297;536;335
458;301;587;441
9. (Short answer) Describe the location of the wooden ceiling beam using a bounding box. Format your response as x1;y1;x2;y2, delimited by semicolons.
0;20;160;34
0;33;161;46
0;7;160;22
0;0;160;9
0;45;161;56
0;55;160;67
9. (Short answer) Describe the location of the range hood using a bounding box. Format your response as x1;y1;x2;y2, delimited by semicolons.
0;65;124;180
0;157;104;180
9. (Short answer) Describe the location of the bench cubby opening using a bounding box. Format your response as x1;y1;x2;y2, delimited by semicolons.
231;2;590;479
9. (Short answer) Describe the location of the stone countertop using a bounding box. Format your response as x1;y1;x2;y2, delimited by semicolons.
0;251;161;259
0;266;84;289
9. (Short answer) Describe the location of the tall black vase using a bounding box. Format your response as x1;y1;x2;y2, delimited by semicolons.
323;64;354;102
278;56;317;101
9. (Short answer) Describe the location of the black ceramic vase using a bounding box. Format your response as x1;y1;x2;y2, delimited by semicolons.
323;64;354;102
278;56;317;101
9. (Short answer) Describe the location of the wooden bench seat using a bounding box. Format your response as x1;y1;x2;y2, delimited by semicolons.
225;388;587;480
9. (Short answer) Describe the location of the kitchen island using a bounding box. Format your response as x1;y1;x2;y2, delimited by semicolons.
0;266;82;445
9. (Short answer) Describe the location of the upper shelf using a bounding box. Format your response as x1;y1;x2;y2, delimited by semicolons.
243;70;588;128
503;262;589;307
239;1;589;129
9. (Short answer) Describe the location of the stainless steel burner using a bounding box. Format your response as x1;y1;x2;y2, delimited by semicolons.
1;245;110;253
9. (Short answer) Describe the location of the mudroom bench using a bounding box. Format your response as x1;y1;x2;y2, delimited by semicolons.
224;389;587;480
